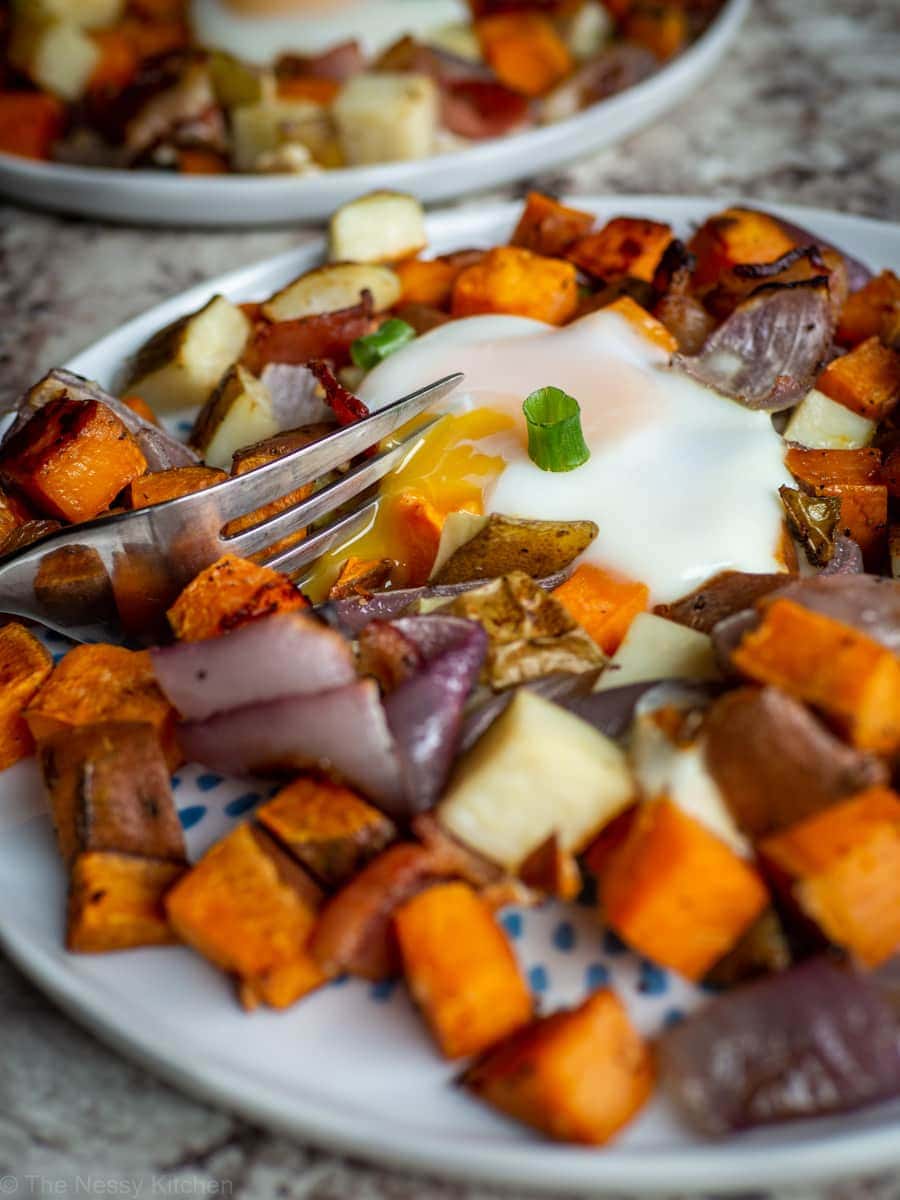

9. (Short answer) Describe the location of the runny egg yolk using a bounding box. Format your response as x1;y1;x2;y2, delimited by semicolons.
303;307;793;602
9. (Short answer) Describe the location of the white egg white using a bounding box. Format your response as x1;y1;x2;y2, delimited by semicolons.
359;309;793;604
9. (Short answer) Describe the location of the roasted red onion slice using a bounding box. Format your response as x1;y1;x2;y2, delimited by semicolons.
152;612;356;721
259;363;334;429
821;533;864;575
382;616;488;814
660;958;900;1135
674;278;835;411
178;680;403;804
773;212;873;292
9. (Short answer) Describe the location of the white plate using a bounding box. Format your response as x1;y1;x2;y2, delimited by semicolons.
2;196;899;1196
0;0;748;227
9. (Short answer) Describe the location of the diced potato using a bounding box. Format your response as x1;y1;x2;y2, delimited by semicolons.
559;1;613;60
597;612;719;691
333;73;438;166
68;853;183;953
230;98;334;172
427;23;483;61
464;988;654;1145
261;262;401;322
439;690;634;871
328;191;427;265
208;51;264;109
432;513;597;585
10;18;100;101
783;387;876;449
190;364;277;470
19;0;125;29
125;295;251;414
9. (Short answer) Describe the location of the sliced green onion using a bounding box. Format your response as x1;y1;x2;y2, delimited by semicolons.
523;386;590;472
351;318;416;370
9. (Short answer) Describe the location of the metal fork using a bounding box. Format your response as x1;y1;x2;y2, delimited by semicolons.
0;373;463;646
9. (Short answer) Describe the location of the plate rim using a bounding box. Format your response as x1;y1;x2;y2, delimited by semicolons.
0;0;750;225
5;193;900;1196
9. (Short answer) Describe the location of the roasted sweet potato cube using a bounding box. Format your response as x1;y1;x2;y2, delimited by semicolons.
734;599;900;755
476;13;571;97
623;3;688;60
0;622;53;770
511;191;595;258
784;446;882;489
688;208;797;290
167;553;309;642
256;776;396;890
463;988;655;1145
760;788;900;967
223;428;324;556
395;257;458;309
123;465;227;509
602;295;678;354
567;217;673;283
818;482;888;568
553;565;649;655
166;824;325;1008
39;721;185;867
601;798;769;980
33;544;115;626
24;644;181;770
67;853;183;953
0;397;147;523
817;337;900;422
327;556;394;600
120;394;159;425
452;246;578;325
395;881;533;1060
836;271;900;347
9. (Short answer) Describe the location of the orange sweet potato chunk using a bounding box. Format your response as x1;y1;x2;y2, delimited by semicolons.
818;482;887;567
601;799;769;980
0;622;53;771
760;787;900;967
688;208;797;290
0;92;64;161
511;191;595;258
120;394;159;425
166;824;325;1009
124;465;227;509
733;599;900;755
567;217;673;283
68;852;183;953
0;397;147;523
0;485;33;547
257;776;396;891
463;988;655;1145
167;553;309;641
784;446;882;489
817;337;900;422
24;644;181;770
476;13;572;98
553;565;649;655
836;271;900;347
395;880;533;1060
452;246;578;325
603;295;678;354
395;257;459;310
623;4;688;60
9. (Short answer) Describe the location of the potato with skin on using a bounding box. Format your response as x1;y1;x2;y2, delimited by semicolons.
511;191;595;258
433;514;597;586
733;599;900;755
333;73;438;166
566;217;672;283
395;881;533;1060
25;644;181;771
261;263;401;323
39;722;185;868
329;192;427;265
602;798;769;980
760;787;900;968
166;823;325;1009
439;690;633;872
256;776;396;891
189;364;277;471
123;466;227;509
463;988;654;1145
9;18;101;101
0;397;147;524
67;853;183;953
0;622;53;771
166;553;308;642
452;247;578;325
125;295;251;414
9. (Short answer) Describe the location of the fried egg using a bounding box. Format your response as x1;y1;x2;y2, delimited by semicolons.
193;0;467;62
342;306;792;604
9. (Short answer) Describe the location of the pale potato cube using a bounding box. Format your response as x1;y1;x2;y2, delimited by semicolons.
427;23;483;62
191;365;278;470
230;99;335;172
783;387;876;449
597;613;720;692
560;1;613;60
438;690;634;871
261;263;401;322
18;0;124;29
11;19;99;101
329;191;427;265
126;295;251;414
333;73;438;166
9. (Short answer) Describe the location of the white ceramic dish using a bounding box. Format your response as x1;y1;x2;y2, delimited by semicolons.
0;0;748;227
2;196;899;1196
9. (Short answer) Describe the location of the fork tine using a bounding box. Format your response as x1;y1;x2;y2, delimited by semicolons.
210;373;463;524
224;415;440;559
257;491;380;575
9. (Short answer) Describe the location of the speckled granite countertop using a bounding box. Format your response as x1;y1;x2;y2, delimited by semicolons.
1;1;899;1196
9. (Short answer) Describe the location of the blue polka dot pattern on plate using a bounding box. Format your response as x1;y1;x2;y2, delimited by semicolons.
552;920;576;952
500;911;523;939
178;805;208;831
196;773;224;792
663;1007;686;1029
528;965;549;992
638;959;669;995
603;929;628;956
370;979;397;1003
225;792;260;817
585;962;610;990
